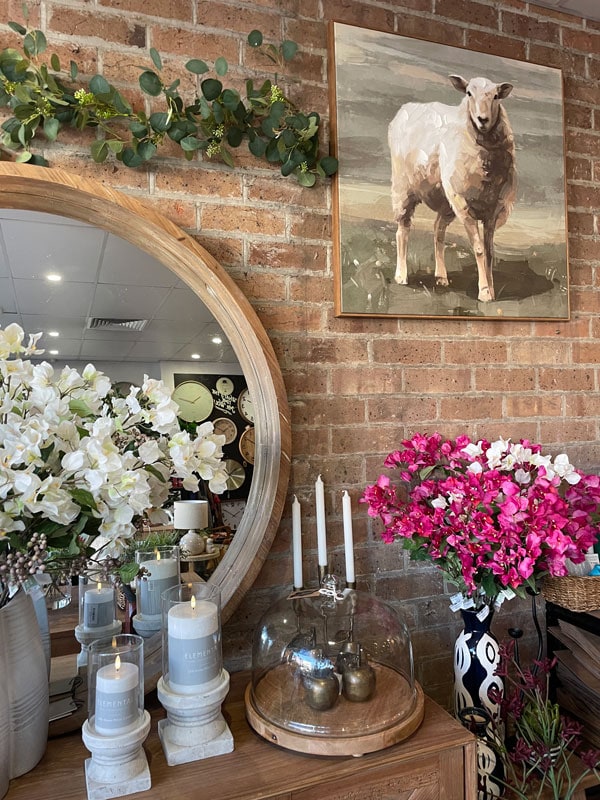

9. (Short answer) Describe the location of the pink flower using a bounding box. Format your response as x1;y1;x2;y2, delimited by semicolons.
362;432;600;604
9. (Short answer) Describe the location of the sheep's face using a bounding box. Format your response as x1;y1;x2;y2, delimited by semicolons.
449;75;513;134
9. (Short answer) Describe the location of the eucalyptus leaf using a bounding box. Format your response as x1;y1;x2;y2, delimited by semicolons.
226;125;243;147
281;40;298;61
220;145;234;168
121;146;144;167
8;21;27;35
50;53;61;71
180;134;202;151
247;30;263;47
149;47;162;71
221;88;240;111
185;58;209;75
137;140;157;161
248;136;267;157
14;150;32;162
201;78;222;101
89;74;111;95
139;70;162;97
320;155;338;176
214;56;228;76
296;170;316;187
149;111;171;132
43;116;59;141
69;60;78;80
23;30;46;57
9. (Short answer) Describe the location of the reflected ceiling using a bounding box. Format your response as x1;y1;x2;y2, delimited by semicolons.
0;209;238;365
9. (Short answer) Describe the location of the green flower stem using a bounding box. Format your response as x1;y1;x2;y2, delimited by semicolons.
0;22;337;184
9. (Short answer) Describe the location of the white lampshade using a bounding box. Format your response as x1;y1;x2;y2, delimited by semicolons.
173;500;209;530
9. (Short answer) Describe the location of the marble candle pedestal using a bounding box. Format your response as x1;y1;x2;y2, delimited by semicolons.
82;711;151;800
157;670;233;766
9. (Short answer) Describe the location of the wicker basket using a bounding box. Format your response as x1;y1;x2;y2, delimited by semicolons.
542;575;600;612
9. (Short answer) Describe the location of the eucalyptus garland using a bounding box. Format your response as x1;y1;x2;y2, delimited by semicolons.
0;23;337;185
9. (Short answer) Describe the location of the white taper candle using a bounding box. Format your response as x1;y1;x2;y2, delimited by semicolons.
292;495;303;589
315;475;327;568
342;490;355;584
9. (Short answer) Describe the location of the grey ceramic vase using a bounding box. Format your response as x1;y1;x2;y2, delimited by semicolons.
0;589;49;782
0;678;9;799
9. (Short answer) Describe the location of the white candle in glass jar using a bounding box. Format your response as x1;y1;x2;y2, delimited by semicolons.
138;554;178;618
94;655;139;736
83;583;115;629
167;597;220;694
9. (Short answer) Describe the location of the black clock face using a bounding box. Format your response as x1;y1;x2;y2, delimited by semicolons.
172;381;214;422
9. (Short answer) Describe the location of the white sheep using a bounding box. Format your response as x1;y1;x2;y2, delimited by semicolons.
388;75;517;302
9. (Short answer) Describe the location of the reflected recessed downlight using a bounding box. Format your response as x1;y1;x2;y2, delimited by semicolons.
211;336;222;345
48;331;59;337
45;272;62;283
49;349;59;355
191;353;201;360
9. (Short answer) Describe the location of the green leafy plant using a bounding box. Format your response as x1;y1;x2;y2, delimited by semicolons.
0;22;337;186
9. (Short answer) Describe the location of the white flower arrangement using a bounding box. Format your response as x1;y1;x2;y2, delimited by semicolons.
0;323;228;601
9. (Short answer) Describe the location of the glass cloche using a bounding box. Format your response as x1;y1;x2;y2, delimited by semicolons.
245;576;424;756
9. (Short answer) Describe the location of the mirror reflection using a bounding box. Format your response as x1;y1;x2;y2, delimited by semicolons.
0;208;256;578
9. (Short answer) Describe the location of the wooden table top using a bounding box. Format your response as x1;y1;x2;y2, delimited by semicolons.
6;671;475;800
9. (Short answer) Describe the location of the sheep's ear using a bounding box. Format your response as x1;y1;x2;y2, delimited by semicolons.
497;82;514;99
449;75;468;94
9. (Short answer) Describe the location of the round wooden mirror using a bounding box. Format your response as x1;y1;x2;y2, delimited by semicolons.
0;162;291;622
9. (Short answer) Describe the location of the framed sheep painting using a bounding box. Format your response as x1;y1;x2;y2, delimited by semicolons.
329;22;569;320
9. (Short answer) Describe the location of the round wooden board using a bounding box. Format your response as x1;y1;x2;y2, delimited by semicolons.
245;664;425;757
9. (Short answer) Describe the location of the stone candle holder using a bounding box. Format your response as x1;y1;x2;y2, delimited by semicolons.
82;634;150;800
157;582;233;765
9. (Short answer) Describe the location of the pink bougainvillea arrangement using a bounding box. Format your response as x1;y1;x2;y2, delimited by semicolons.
362;432;600;609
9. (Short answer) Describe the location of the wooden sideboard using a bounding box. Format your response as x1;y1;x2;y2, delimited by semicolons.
6;671;476;800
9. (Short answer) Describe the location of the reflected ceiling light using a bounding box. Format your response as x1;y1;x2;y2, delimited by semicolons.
191;353;201;360
49;349;59;355
45;272;62;282
48;331;59;337
211;336;222;345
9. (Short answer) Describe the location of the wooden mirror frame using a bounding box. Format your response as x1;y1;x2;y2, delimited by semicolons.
0;162;291;623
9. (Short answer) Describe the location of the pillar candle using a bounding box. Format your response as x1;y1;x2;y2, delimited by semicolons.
168;597;220;694
94;655;139;736
342;490;355;584
315;475;328;568
292;495;303;589
138;555;178;618
83;584;115;630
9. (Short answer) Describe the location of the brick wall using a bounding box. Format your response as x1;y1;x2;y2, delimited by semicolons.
1;0;599;708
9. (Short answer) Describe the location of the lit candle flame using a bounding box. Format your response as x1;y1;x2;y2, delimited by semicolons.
115;655;121;673
155;549;161;561
111;637;117;648
97;582;101;591
191;596;196;611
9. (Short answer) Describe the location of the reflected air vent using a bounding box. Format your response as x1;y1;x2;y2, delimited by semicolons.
86;317;148;332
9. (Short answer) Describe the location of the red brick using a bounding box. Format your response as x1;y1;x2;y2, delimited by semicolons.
283;367;328;395
256;303;321;332
529;44;586;75
232;271;286;302
194;234;243;269
367;396;437;424
289;210;331;240
563;76;600;106
569;287;600;313
372;339;441;364
404;368;471;394
151;25;238;62
567;211;594;236
249;0;319;16
322;0;395;31
569;262;594;286
100;51;197;93
502;11;560;42
509;340;570;364
288;275;331;304
504;394;562;417
143;196;196;228
440;395;503;421
284;18;327;50
291;397;365;427
564;394;600;417
465;30;526;61
436;0;498;28
565;104;592;130
567;179;600;208
201;203;285;235
331;367;401;396
49;7;146;48
249;242;326;272
540;419;597;444
534;317;590;338
443;340;507;365
155;166;242;198
247;177;327;210
396;15;465;48
474;368;536;392
538;367;593;391
562;27;600;56
290;337;368;364
566;156;592;182
196;1;280;39
292;426;330;456
475;421;539;442
571;341;600;363
100;0;192;21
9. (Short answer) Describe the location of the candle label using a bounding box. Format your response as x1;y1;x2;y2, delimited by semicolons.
138;574;178;617
95;689;137;733
169;633;220;687
84;600;113;629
